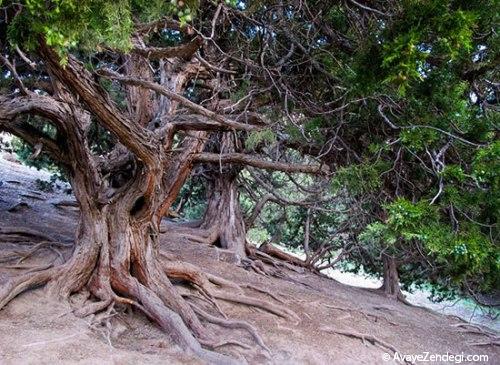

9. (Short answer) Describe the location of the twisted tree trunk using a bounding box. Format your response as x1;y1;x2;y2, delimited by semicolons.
0;37;302;362
49;188;233;363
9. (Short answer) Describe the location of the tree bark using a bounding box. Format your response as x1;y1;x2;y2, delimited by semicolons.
200;170;247;259
380;255;408;303
41;172;239;363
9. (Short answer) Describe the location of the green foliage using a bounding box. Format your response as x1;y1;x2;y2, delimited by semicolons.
472;141;500;187
361;198;499;293
381;30;428;93
172;177;207;220
380;0;478;94
8;0;133;60
399;128;440;151
245;128;276;150
331;161;389;195
5;0;199;59
247;227;270;245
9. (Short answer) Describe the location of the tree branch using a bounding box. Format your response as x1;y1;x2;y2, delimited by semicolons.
194;152;328;174
0;94;69;129
3;121;67;163
131;37;202;60
135;18;186;35
38;44;158;166
96;69;261;132
0;54;29;95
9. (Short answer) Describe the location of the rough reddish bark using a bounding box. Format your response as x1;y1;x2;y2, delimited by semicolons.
199;170;247;259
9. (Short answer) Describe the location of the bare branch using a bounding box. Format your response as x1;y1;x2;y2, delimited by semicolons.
135;18;186;35
39;44;158;166
194;152;328;174
0;54;29;95
131;37;202;60
14;45;37;70
378;104;485;147
347;0;391;17
97;69;261;132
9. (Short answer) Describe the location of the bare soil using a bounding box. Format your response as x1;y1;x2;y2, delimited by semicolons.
0;155;498;364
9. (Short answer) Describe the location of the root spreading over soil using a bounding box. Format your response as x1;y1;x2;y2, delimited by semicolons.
1;157;499;364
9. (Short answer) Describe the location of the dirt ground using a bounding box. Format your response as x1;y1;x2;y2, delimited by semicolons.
0;155;498;364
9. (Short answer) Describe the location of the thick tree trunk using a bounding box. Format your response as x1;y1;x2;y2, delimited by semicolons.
44;187;239;363
200;171;247;259
0;178;297;361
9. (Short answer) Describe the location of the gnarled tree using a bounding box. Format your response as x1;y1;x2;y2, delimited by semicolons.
0;1;324;361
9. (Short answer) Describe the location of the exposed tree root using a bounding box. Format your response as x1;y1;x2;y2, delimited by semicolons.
243;284;286;304
468;340;500;347
245;244;305;274
0;241;70;265
181;290;228;319
321;327;411;364
451;323;500;347
0;261;237;364
162;259;299;322
323;303;398;326
191;302;271;354
0;230;301;363
368;286;413;306
241;257;274;276
203;339;252;351
0;266;56;310
0;226;57;243
74;298;113;318
258;243;308;270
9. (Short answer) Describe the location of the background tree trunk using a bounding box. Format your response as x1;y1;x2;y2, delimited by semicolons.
200;170;247;259
380;255;408;303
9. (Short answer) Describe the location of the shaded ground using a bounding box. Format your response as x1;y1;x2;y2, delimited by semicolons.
0;154;498;364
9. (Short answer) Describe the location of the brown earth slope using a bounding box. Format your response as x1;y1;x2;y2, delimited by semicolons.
0;156;498;364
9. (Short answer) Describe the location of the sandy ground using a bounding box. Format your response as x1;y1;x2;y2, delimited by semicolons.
0;154;499;364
